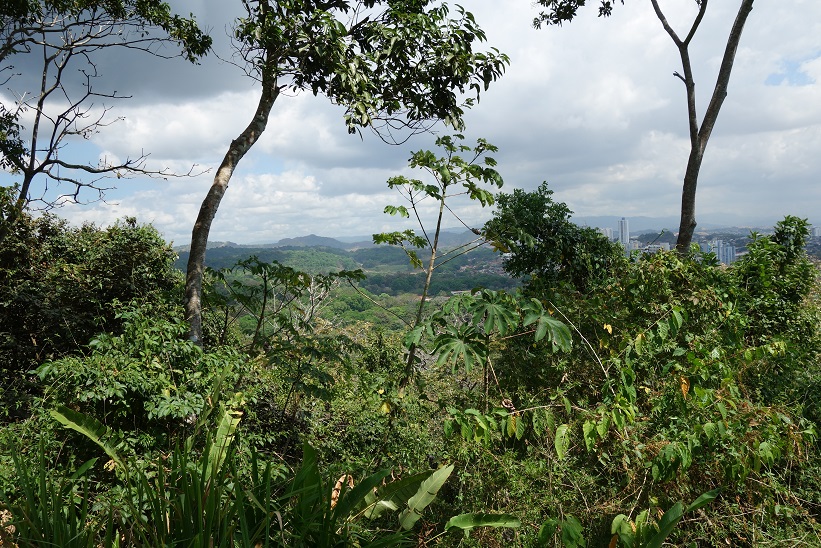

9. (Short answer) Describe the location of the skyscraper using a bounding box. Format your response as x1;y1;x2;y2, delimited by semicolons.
618;217;630;251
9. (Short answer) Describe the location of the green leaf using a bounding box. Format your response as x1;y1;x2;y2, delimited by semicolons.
51;405;125;471
515;413;526;440
432;326;486;372
582;420;596;452
611;514;635;548
634;332;646;355
646;502;683;548
470;291;519;336
399;464;454;530
205;407;242;479
334;469;391;521
685;488;721;513
596;415;610;439
534;314;572;351
445;513;521;532
538;518;559;544
554;424;570;460
364;471;432;519
561;515;586;548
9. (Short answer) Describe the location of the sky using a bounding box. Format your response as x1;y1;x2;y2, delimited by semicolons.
2;0;821;245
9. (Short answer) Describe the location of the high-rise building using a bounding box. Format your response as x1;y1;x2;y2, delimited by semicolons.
618;217;630;251
709;239;736;265
598;227;614;240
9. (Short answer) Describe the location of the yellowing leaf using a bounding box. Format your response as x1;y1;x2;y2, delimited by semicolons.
634;332;646;355
380;401;391;414
680;375;690;399
603;323;613;334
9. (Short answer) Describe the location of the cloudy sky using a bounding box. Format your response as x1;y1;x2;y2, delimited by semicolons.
3;0;821;245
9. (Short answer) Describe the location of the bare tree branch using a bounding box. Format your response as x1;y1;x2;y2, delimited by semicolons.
1;2;211;241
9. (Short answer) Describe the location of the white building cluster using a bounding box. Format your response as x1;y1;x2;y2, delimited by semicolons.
701;240;737;265
597;217;735;265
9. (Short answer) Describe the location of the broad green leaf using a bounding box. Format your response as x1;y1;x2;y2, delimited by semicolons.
515;413;526;440
538;518;559;544
506;413;526;440
205;407;242;479
554;424;570;460
561;515;586;548
399;464;454;530
445;513;521;532
611;514;635;548
432;327;486;372
51;405;125;471
582;420;596;452
364;471;432;519
645;502;683;548
684;488;721;513
534;314;572;351
334;469;391;521
634;332;646;355
596;415;610;439
470;291;518;336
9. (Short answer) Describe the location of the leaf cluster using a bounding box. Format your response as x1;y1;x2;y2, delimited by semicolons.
234;1;509;136
484;181;624;294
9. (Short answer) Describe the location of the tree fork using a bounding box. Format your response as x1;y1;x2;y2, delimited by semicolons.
673;0;754;252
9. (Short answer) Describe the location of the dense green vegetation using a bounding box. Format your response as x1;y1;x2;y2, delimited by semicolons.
3;174;821;545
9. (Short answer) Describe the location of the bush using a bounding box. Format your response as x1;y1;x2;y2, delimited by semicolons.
0;207;179;421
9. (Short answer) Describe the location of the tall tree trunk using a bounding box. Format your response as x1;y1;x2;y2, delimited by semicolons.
668;0;754;252
185;72;279;343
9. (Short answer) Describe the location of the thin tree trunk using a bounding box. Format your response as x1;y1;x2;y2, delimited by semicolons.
401;189;448;391
672;0;754;252
185;71;279;343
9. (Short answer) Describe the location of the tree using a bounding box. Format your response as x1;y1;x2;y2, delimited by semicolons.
184;0;509;343
373;134;503;388
534;0;755;252
0;0;211;242
484;182;622;294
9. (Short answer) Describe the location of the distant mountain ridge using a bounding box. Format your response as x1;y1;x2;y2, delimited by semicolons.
171;218;784;254
172;228;481;253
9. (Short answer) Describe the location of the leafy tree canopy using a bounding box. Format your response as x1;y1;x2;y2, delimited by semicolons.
533;0;624;27
484;182;623;293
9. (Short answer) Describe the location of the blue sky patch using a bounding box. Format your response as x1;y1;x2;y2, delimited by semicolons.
765;53;819;86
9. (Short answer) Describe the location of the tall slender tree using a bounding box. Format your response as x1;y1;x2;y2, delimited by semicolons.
534;0;755;252
184;0;509;343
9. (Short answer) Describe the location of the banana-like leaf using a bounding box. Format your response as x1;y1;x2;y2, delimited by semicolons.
333;469;390;521
685;488;721;513
445;512;521;532
645;503;683;548
399;464;454;530
205;407;242;479
364;471;432;519
51;405;125;471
